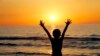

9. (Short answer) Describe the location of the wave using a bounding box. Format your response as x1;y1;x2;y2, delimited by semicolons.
63;45;100;49
89;34;100;37
0;52;100;56
0;43;50;47
0;42;100;49
0;37;46;40
0;36;100;41
0;36;100;49
0;52;49;55
64;37;100;41
0;43;32;46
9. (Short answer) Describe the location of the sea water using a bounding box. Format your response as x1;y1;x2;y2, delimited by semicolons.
0;24;100;37
0;24;100;56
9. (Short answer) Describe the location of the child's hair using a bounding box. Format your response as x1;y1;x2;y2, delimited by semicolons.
53;29;61;39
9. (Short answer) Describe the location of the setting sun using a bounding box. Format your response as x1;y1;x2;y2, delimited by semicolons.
0;0;100;25
50;15;56;22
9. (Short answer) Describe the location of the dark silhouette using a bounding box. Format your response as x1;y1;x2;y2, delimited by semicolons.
40;19;71;56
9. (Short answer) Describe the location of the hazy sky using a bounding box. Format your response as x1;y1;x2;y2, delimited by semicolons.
0;0;100;25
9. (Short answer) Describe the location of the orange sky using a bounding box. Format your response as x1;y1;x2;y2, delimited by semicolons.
0;0;100;26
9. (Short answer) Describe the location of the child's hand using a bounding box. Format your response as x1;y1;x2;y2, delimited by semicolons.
40;20;44;26
65;19;72;25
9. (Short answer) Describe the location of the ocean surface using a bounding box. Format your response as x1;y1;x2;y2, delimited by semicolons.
0;24;100;56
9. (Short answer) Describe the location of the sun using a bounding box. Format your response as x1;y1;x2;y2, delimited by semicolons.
50;15;56;22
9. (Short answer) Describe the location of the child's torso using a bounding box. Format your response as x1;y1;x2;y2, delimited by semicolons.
51;39;63;53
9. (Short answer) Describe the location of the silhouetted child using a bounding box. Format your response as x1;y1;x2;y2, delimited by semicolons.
40;19;71;56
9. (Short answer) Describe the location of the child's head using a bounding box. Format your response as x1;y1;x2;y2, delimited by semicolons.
53;29;61;39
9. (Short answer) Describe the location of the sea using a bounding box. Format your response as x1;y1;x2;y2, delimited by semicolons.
0;24;100;56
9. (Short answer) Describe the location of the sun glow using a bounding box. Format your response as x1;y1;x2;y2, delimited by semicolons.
50;15;56;22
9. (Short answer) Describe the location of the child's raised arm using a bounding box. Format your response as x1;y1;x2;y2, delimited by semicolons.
40;20;53;41
61;19;71;40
